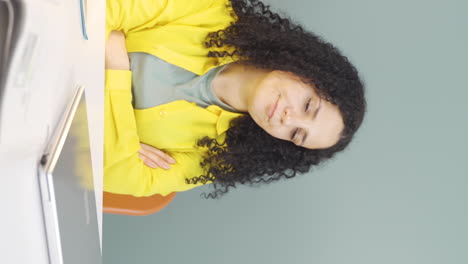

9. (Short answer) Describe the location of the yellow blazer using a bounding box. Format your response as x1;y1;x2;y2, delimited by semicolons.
104;0;242;197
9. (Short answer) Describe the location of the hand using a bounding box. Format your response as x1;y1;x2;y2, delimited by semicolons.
138;143;176;170
105;30;130;70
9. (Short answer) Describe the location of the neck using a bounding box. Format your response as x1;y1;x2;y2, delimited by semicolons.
211;63;269;112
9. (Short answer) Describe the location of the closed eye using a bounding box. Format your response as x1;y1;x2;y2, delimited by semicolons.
305;98;311;112
290;128;299;141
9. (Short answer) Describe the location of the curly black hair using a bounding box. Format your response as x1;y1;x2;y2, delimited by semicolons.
186;0;366;198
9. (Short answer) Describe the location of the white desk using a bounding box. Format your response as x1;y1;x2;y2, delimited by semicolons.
0;1;105;263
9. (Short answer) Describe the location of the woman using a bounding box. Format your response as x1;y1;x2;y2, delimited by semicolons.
104;0;366;198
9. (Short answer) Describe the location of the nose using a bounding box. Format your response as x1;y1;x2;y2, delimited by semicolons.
281;107;307;126
281;107;291;125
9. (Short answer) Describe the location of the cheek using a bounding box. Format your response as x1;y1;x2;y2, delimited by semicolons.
261;124;288;141
254;78;281;105
249;92;273;122
249;112;283;140
248;92;264;117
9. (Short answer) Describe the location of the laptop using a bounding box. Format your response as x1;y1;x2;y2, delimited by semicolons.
38;85;101;264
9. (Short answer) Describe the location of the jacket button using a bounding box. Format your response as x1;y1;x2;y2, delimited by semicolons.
159;110;167;117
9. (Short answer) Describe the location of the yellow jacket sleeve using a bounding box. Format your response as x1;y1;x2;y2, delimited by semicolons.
106;0;236;75
106;0;232;37
106;0;166;38
104;70;208;196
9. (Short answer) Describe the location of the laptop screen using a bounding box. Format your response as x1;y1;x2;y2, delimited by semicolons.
38;86;101;264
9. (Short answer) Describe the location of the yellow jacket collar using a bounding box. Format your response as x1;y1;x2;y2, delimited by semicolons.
206;105;244;135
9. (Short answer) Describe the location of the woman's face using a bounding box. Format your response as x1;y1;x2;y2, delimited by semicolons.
247;71;344;149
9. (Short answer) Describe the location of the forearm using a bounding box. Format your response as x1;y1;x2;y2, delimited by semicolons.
105;31;130;71
104;150;208;197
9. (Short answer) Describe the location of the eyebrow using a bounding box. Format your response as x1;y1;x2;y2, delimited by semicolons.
301;98;322;146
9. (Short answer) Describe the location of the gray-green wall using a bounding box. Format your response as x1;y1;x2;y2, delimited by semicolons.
103;0;467;263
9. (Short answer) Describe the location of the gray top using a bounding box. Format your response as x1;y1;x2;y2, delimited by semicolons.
129;52;239;112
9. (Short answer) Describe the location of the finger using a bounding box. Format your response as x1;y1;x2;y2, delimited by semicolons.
138;149;171;170
140;143;176;164
138;152;158;168
140;143;175;164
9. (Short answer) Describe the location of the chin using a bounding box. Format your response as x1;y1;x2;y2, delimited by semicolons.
250;113;265;129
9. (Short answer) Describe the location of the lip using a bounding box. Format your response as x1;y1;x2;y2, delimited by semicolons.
268;96;279;121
